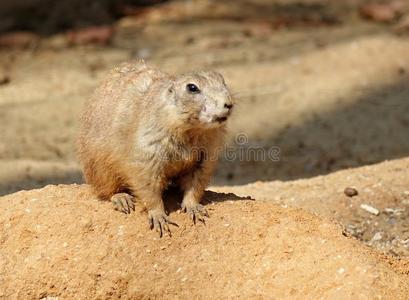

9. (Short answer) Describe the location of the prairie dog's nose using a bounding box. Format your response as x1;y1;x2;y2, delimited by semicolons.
216;101;233;122
213;101;232;123
221;101;233;116
223;94;234;111
224;103;233;110
220;103;232;117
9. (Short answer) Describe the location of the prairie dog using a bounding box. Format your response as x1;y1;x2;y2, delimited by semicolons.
77;61;233;236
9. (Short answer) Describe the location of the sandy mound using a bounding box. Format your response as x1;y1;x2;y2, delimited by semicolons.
215;158;409;256
1;184;408;299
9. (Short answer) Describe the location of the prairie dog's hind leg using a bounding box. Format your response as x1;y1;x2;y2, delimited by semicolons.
111;193;135;214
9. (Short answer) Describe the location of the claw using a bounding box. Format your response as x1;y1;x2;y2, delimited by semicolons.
111;193;135;214
162;222;171;237
203;210;209;218
148;210;178;238
181;203;209;225
158;222;163;238
197;214;206;225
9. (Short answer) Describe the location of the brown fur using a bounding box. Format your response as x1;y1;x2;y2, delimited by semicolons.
76;60;233;232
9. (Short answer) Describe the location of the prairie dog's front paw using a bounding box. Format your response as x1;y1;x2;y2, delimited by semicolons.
148;209;178;237
181;202;209;224
111;193;135;214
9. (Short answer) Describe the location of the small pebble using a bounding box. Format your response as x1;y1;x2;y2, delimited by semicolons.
344;187;358;197
360;204;379;215
371;232;383;241
385;208;405;215
401;239;409;245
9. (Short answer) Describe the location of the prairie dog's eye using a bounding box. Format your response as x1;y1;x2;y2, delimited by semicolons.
186;83;200;93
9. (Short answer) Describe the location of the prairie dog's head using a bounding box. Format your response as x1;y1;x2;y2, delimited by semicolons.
167;71;233;129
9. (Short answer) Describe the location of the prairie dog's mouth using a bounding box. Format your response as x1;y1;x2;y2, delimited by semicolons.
215;116;228;123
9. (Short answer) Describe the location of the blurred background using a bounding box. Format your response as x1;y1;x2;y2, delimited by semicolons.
0;0;408;195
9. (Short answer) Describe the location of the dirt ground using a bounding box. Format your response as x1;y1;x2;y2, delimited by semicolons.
216;158;409;257
1;181;409;299
1;0;409;297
